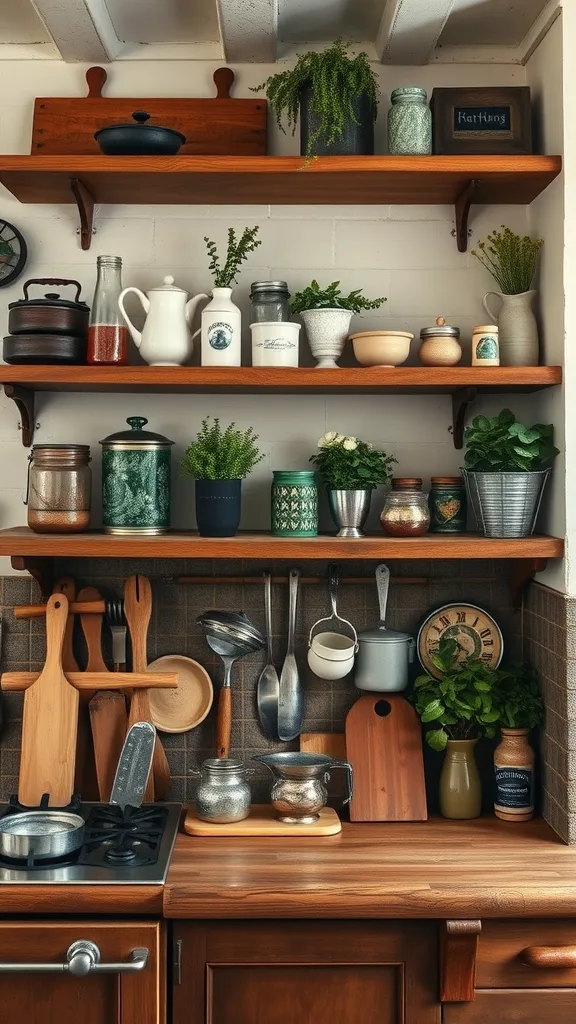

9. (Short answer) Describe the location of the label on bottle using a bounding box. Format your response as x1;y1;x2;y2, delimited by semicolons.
208;321;233;351
494;764;534;814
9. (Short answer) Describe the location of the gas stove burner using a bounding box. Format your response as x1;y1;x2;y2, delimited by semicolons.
0;848;77;871
104;845;137;865
6;793;82;815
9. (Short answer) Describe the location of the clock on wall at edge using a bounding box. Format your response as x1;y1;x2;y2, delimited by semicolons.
0;219;27;288
417;602;504;678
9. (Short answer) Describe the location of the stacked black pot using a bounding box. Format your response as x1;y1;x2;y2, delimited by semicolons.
3;278;90;364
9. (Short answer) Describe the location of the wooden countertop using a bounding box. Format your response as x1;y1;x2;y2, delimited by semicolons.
163;818;576;919
0;885;163;915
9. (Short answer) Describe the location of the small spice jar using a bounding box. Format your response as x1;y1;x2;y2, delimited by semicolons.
380;478;430;536
250;281;291;324
387;87;432;155
190;758;254;823
271;471;318;537
88;255;129;365
100;417;174;535
429;476;467;533
419;317;462;366
25;444;91;534
471;324;500;366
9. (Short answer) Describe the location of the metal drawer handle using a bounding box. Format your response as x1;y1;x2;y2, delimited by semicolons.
522;945;576;969
0;940;149;975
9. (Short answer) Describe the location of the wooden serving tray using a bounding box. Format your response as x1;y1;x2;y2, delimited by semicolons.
32;66;267;156
184;804;342;837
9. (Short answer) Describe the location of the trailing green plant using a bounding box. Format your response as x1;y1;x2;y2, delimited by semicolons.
493;663;544;730
181;418;264;480
204;226;261;288
252;39;379;156
411;638;501;751
464;409;559;473
310;432;396;490
291;279;386;315
471;226;543;295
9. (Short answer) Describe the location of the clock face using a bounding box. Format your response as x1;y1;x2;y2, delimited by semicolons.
417;603;503;678
0;219;27;288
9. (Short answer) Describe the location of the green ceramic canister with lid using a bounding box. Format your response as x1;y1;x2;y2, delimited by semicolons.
271;471;318;537
100;416;174;535
429;476;467;533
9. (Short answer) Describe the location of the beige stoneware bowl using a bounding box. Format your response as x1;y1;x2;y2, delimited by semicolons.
147;655;213;733
350;330;413;367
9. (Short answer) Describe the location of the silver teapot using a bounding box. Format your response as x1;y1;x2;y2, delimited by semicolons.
253;752;353;824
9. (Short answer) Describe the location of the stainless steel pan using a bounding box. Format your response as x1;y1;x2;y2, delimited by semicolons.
0;810;85;861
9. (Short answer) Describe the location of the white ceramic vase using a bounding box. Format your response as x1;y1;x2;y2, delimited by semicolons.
483;290;539;366
198;287;242;367
301;308;353;368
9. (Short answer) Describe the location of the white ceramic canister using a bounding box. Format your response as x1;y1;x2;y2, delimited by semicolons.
471;324;500;366
199;287;242;367
250;321;300;367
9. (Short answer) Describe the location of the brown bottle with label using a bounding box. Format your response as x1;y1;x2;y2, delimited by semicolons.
494;728;535;822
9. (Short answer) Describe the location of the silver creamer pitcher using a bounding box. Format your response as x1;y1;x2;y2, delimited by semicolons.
253;752;353;824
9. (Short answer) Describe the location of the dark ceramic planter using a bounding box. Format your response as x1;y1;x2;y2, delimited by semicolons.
195;478;242;537
299;86;375;156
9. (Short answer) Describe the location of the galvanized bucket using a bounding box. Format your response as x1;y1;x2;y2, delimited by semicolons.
462;469;549;538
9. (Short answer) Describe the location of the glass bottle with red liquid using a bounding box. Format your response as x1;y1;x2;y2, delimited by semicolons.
88;255;129;364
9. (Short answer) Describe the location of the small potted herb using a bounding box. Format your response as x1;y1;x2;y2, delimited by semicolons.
292;280;386;368
310;432;396;537
182;418;264;537
253;39;379;158
472;226;543;365
463;409;559;538
411;638;501;819
201;226;261;367
492;664;544;822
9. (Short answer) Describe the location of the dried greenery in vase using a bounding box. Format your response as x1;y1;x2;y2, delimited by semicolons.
204;226;261;288
291;279;386;315
181;418;264;480
310;432;396;490
471;226;543;294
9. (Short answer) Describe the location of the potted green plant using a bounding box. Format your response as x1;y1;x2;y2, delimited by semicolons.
253;39;379;158
310;431;396;537
200;226;261;367
492;664;544;822
291;280;386;368
182;418;264;537
472;226;543;365
411;638;501;819
462;408;559;538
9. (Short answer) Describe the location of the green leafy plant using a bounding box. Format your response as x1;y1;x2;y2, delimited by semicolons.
471;226;543;294
493;664;544;730
181;418;264;480
411;638;501;751
291;279;386;315
253;39;379;157
310;432;396;490
204;226;261;288
464;409;559;473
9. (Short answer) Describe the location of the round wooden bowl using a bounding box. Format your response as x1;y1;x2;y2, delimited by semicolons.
147;655;213;733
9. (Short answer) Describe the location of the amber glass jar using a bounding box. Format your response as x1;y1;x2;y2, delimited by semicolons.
26;444;91;533
380;477;430;536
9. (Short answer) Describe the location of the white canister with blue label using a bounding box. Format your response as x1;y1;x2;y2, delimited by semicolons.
471;323;500;366
200;287;242;366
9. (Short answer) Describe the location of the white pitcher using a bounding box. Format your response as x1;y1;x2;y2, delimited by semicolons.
196;287;242;367
483;290;539;366
118;275;208;366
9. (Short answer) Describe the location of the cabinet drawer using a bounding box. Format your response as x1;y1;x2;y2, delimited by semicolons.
477;920;576;988
443;989;576;1023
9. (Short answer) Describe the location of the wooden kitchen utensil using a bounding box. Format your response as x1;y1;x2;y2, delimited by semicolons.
345;694;427;822
300;733;346;759
19;594;79;807
15;600;106;619
2;671;177;691
184;804;342;837
124;574;171;800
31;66;267;156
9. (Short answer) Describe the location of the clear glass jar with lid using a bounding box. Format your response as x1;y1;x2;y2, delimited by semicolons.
250;281;291;323
380;477;430;536
25;444;92;533
388;87;432;155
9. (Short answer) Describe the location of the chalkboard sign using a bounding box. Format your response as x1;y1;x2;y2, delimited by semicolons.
431;87;532;155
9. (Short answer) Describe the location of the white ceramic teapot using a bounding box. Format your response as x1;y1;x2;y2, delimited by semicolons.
118;276;208;366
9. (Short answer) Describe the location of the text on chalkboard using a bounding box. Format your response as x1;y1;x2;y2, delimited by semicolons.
454;106;511;133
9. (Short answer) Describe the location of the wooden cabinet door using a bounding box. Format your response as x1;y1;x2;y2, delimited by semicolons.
443;990;576;1023
0;920;164;1024
173;920;439;1024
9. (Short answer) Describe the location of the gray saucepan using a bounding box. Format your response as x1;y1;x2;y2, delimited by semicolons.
0;810;85;861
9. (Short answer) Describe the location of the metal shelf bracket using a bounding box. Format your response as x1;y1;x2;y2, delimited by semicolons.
451;386;477;449
455;179;482;252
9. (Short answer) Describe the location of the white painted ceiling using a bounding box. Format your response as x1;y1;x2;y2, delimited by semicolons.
0;0;559;63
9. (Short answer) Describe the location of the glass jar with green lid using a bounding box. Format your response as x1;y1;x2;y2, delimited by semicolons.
271;471;318;537
388;87;432;155
100;416;174;535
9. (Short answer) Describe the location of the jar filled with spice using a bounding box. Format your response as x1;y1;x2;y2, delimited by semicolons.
249;281;291;323
271;470;318;537
429;476;467;533
387;87;432;155
25;444;91;533
380;478;430;536
88;255;129;365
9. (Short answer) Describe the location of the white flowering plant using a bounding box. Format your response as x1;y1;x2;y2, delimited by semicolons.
310;432;396;490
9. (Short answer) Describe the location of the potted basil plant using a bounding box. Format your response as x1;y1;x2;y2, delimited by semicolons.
462;409;559;538
310;432;396;537
292;280;386;368
182;418;264;537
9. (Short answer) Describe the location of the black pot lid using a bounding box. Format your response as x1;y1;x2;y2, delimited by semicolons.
95;111;185;143
9;278;89;311
100;416;175;445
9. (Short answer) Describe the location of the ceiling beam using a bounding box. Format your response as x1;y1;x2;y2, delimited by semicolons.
30;0;120;62
376;0;457;65
217;0;277;62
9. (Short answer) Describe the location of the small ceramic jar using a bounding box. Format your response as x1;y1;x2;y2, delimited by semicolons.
271;470;318;537
100;417;174;535
471;324;500;366
429;476;467;533
388;87;432;155
419;317;462;366
380;478;430;536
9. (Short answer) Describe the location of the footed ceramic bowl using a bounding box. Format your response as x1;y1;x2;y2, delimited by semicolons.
350;330;413;367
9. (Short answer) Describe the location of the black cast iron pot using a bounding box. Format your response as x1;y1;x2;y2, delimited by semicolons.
95;111;186;156
8;278;89;337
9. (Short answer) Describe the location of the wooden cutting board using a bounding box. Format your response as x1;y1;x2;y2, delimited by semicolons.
300;733;346;758
32;66;267;156
184;805;342;837
345;695;427;822
19;594;79;807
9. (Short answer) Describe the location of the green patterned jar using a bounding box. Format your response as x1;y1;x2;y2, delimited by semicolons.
429;476;467;533
271;471;318;537
388;87;432;155
100;417;174;535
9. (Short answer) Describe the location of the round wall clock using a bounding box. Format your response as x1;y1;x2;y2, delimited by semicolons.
417;603;503;677
0;219;27;288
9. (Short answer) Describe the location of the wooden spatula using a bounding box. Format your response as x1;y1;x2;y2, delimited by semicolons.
124;574;171;800
19;593;79;807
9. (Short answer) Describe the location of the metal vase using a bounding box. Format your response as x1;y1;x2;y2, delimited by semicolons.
328;488;372;538
462;469;549;538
